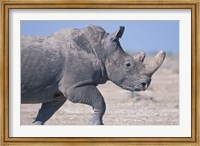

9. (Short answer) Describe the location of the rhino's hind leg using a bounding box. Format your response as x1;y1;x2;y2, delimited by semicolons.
67;85;106;125
33;94;67;125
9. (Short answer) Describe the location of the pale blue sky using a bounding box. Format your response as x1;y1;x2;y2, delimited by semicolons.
21;20;179;55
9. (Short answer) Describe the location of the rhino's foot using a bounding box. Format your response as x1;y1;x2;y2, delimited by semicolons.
90;120;104;125
64;85;106;125
89;111;104;125
89;115;104;125
34;95;67;125
32;121;43;125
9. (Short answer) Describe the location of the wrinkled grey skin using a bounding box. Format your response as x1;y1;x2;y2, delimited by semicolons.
21;25;166;125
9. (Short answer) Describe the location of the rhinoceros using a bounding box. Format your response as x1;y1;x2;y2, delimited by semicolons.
21;25;166;125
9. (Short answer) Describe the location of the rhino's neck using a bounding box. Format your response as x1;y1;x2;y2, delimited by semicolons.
92;47;108;84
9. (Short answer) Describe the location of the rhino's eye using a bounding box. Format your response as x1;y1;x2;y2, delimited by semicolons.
124;59;134;70
126;62;131;67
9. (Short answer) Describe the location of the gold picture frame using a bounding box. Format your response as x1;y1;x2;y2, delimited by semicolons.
1;0;199;145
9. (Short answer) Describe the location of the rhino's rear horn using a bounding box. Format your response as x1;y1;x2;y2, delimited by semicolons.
132;51;146;62
145;50;166;75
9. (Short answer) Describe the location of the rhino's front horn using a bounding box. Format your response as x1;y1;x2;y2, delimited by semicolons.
145;50;166;76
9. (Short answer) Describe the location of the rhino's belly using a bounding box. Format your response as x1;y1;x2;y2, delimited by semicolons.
21;84;60;103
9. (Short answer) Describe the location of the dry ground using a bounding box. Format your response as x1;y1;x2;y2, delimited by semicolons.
21;55;179;125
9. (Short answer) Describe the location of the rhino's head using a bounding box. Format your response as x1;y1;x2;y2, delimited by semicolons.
103;26;166;92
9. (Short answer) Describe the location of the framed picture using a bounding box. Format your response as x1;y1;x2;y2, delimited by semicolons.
1;0;199;145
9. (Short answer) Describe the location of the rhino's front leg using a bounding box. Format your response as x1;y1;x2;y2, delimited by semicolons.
33;94;67;125
67;85;106;125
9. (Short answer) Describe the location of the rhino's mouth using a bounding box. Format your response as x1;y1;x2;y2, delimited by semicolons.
133;83;147;91
121;81;150;92
121;85;143;92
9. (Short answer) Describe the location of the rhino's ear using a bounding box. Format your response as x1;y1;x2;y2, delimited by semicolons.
111;26;125;40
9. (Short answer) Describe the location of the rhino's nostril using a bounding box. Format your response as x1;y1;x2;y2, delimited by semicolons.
141;83;146;87
141;82;147;89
